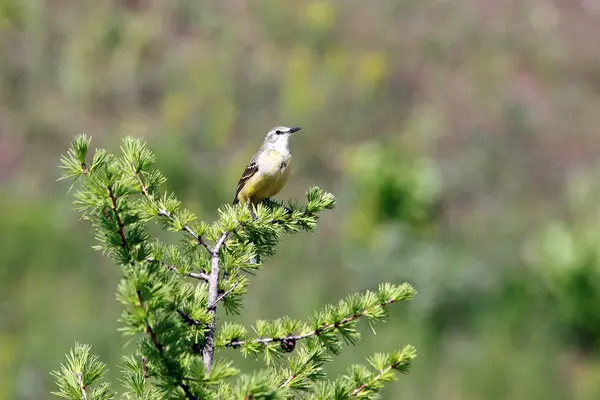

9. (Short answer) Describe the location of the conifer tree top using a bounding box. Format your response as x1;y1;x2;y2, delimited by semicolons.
53;134;417;399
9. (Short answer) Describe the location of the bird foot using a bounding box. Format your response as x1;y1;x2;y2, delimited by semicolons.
246;203;257;220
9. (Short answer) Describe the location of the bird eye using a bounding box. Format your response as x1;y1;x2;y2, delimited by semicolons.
275;130;281;134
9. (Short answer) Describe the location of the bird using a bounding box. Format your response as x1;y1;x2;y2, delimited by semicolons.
233;126;301;217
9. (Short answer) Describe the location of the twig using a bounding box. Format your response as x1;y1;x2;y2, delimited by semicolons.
227;331;311;348
350;363;398;397
142;356;148;381
176;309;202;326
136;291;163;353
187;271;210;281
158;208;214;254
208;279;243;309
280;373;296;390
202;231;229;373
225;297;398;349
76;372;87;400
107;185;128;251
132;167;213;254
146;257;209;282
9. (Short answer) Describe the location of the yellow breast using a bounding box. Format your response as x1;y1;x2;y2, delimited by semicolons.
240;150;292;204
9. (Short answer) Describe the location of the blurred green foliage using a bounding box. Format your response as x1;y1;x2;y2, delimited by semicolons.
1;0;600;399
524;167;600;351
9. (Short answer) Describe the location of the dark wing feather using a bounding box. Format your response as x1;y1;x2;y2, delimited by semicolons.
232;158;259;204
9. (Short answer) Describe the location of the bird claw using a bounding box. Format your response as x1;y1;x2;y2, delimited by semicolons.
246;202;257;220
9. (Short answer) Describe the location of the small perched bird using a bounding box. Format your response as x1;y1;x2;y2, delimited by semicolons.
233;126;301;215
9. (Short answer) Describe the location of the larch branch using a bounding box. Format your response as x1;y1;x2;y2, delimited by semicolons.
202;231;229;373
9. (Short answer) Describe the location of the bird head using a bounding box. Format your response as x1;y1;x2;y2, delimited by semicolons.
262;126;301;149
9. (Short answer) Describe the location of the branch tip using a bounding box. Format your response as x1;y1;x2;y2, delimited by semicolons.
76;372;88;400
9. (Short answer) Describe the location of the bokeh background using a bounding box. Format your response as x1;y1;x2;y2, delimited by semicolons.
2;1;600;399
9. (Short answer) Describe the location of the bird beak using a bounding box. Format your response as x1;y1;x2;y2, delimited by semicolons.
288;127;301;134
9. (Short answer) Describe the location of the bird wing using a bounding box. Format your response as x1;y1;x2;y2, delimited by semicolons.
233;154;260;204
